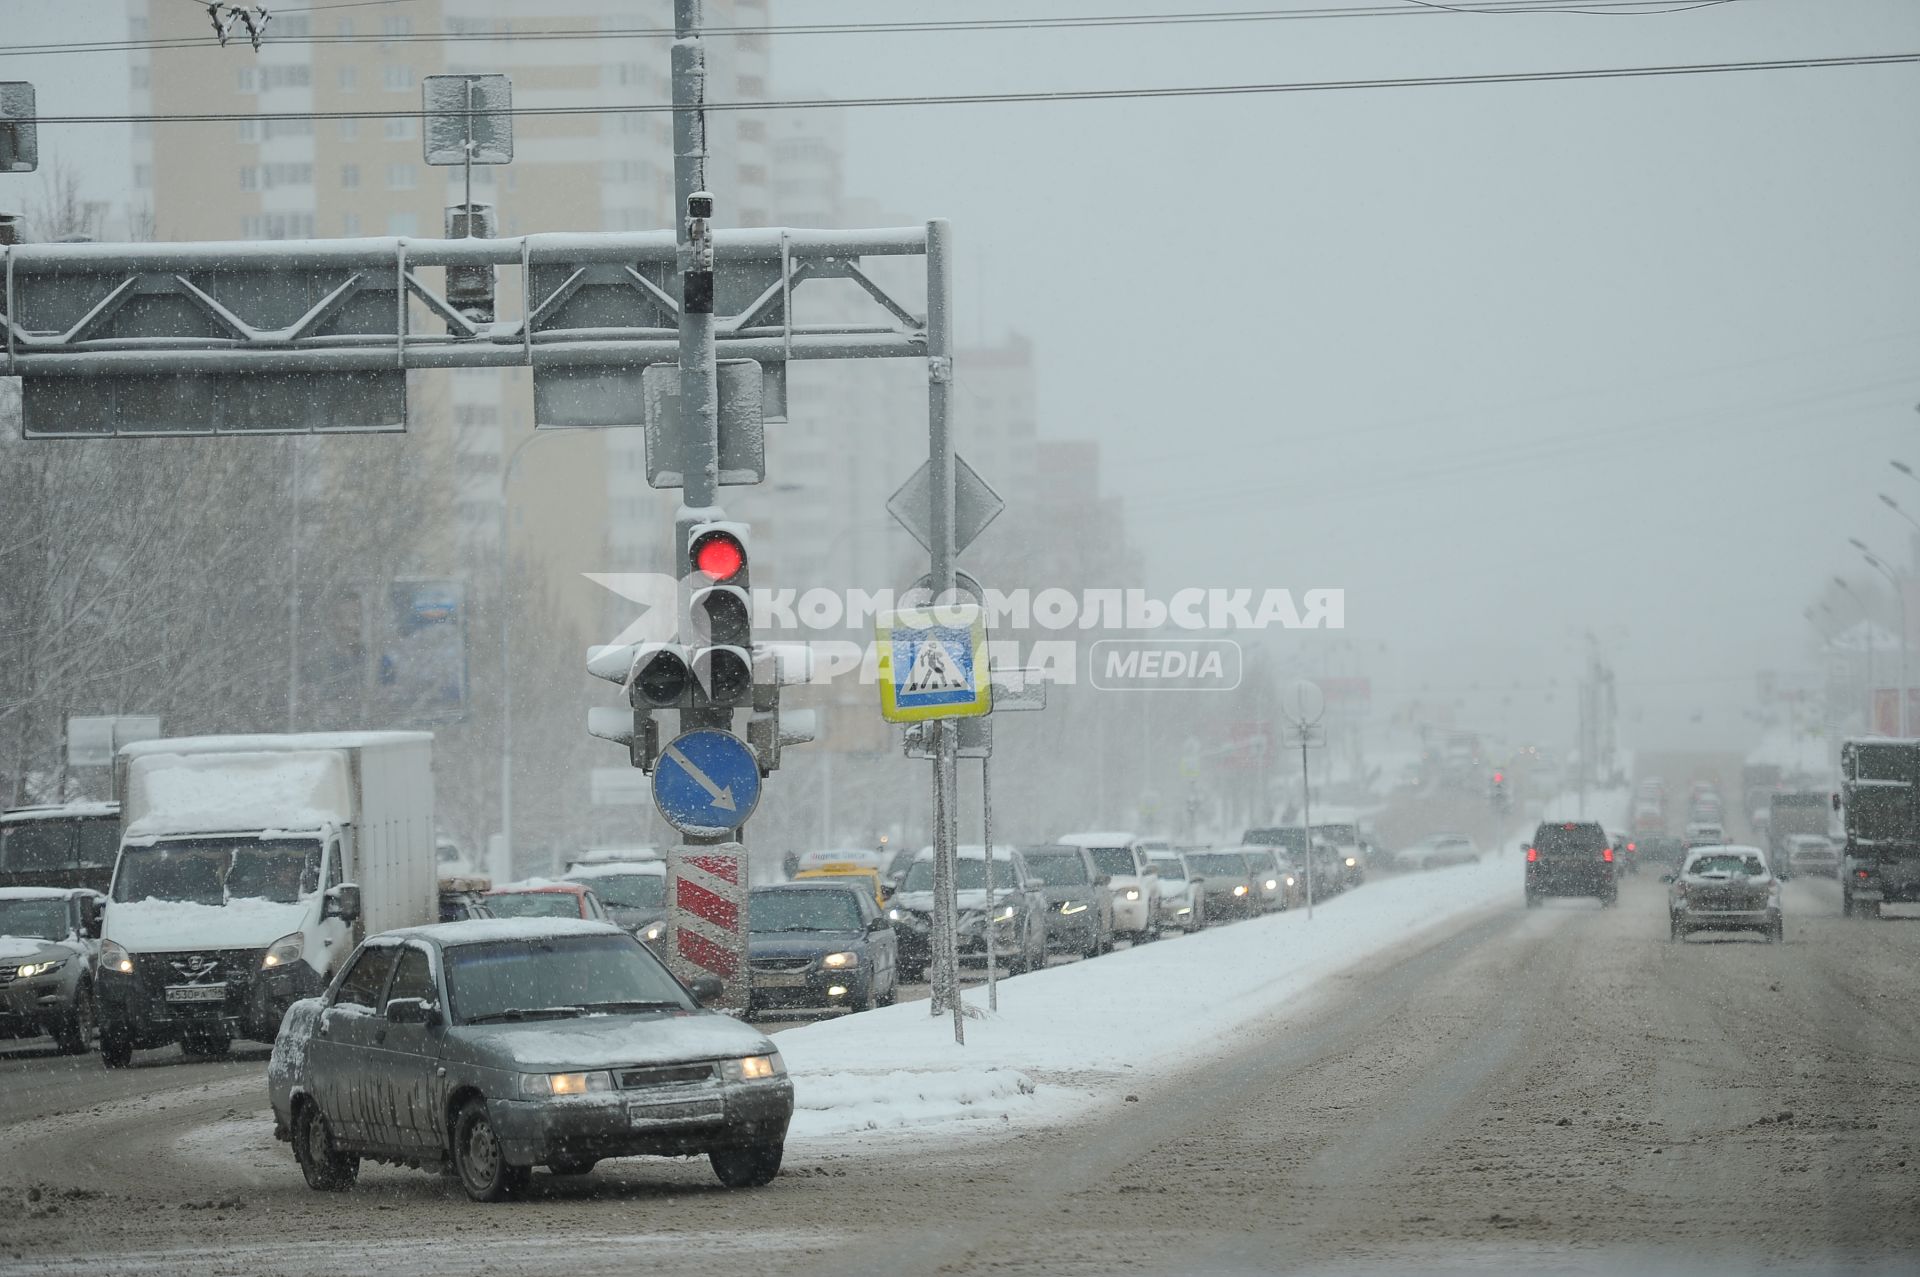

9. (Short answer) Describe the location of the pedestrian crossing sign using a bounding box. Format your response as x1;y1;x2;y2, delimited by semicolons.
876;604;992;723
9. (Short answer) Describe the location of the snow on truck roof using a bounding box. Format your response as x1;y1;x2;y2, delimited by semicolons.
2;801;118;823
122;749;356;839
379;917;624;947
117;731;432;759
913;843;1016;861
1055;831;1137;848
565;860;666;880
0;885;103;901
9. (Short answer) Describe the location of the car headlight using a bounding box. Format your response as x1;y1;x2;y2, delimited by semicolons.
886;908;902;921
996;905;1017;922
1233;884;1248;896
261;931;304;970
1345;857;1357;867
1059;901;1088;915
1285;876;1296;887
1124;888;1140;901
1264;879;1278;890
520;1070;614;1097
14;959;64;979
100;940;134;975
641;922;665;943
722;1053;786;1081
822;951;858;969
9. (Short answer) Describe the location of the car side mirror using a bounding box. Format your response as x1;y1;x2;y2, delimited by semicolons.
79;897;103;939
867;916;890;934
688;974;724;1006
1832;792;1842;812
384;997;440;1026
323;882;362;924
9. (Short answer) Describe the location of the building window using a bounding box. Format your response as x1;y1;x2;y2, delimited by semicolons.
738;163;766;186
387;212;419;236
385;163;417;190
341;163;360;189
738;74;765;98
338;66;359;91
239;165;258;191
133;163;151;190
383;64;416;92
338;118;359;142
383;116;417;141
343;212;361;236
242;213;316;240
383;16;413;36
236;67;257;93
739;120;765;142
130;65;149;91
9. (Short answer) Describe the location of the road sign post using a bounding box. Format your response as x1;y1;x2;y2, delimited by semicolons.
666;842;748;1014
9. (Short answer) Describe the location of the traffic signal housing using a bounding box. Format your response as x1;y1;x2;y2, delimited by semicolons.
686;521;752;708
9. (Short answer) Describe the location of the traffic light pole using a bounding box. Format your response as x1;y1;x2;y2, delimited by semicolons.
672;0;734;846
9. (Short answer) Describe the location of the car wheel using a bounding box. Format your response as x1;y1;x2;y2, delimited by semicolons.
293;1100;359;1192
1601;893;1618;909
1768;919;1784;944
56;985;95;1056
877;971;898;1007
547;1157;596;1176
452;1097;531;1202
99;1021;133;1069
1082;931;1101;960
1669;916;1684;942
710;1140;783;1188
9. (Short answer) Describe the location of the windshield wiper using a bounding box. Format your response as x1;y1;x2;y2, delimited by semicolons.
581;999;682;1013
465;1005;586;1024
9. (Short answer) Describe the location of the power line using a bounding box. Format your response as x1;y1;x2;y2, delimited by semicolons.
18;50;1914;127
4;0;1757;59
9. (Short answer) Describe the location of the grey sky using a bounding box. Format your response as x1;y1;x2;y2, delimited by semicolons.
3;0;1915;755
769;0;1920;748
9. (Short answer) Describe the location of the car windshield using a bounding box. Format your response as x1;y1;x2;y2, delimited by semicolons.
0;898;67;940
1189;853;1251;877
484;892;582;919
1085;848;1136;877
1245;828;1308;854
1021;851;1089;885
750;889;862;933
1687;854;1766;877
1150;858;1186;881
566;873;665;910
903;858;1016;892
445;933;689;1023
111;837;320;905
1315;824;1358;845
1534;824;1607;854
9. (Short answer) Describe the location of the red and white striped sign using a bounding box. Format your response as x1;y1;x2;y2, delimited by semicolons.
666;843;748;1012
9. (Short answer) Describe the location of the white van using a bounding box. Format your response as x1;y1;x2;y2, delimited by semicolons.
1054;831;1161;942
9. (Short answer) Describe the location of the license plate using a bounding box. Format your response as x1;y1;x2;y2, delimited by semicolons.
753;971;807;988
629;1098;724;1126
165;984;226;1004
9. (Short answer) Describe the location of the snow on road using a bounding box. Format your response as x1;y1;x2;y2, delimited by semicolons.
780;851;1520;1148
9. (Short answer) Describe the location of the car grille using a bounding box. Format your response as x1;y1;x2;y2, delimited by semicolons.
135;949;257;998
0;966;17;983
618;1062;717;1090
748;957;811;973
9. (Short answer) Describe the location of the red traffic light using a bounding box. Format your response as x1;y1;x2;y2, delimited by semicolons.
1492;772;1504;784
691;530;745;582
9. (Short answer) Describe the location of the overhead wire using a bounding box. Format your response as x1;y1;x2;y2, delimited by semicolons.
11;0;1761;58
15;50;1916;127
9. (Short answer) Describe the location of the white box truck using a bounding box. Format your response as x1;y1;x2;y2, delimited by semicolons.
94;731;435;1066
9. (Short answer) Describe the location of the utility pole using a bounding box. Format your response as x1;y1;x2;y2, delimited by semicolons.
924;217;964;1042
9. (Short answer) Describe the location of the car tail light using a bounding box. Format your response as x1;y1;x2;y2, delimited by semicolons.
1856;869;1871;880
1626;842;1636;853
1525;847;1538;863
1603;847;1614;863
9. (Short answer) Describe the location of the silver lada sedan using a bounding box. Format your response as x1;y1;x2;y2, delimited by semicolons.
268;917;793;1201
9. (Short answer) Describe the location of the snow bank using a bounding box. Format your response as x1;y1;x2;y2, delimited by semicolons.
778;852;1518;1147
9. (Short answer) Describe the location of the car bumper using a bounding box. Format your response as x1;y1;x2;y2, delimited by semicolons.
1674;907;1776;932
0;979;69;1038
490;1078;795;1166
98;955;322;1046
1528;871;1614;897
749;967;872;1009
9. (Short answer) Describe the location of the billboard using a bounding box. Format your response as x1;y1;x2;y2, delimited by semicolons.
375;578;469;724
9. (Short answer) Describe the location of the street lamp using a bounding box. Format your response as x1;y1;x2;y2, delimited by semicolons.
496;429;567;881
1834;574;1874;730
1854;540;1910;736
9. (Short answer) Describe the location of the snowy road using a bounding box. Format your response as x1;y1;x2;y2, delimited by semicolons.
1;874;1916;1275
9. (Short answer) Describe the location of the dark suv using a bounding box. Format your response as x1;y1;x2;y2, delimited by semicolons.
1525;821;1617;907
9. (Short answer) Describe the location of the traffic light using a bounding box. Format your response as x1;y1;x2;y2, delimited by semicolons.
1489;769;1511;815
586;643;673;769
686;521;752;707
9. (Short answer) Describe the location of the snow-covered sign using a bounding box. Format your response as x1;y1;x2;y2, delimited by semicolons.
66;714;161;768
876;604;991;724
0;82;36;173
886;455;1005;556
422;74;513;166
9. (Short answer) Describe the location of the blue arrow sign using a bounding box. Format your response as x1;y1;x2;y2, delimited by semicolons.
652;729;762;837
